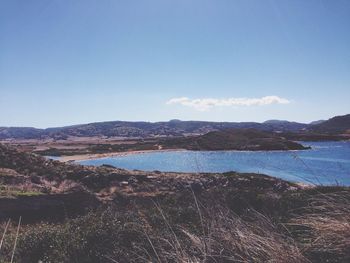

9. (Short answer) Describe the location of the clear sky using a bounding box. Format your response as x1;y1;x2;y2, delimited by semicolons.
1;0;349;128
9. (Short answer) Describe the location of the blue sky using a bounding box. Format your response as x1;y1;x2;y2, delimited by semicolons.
1;0;349;128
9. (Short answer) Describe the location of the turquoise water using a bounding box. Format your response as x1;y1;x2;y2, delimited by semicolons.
79;141;350;186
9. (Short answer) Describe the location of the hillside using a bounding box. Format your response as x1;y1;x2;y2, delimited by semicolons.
0;127;45;139
309;114;350;134
1;114;348;141
0;119;309;140
161;129;308;151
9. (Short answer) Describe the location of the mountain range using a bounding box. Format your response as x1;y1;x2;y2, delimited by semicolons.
0;114;349;140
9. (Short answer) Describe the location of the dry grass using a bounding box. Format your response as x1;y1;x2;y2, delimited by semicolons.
287;191;350;262
1;189;349;262
123;204;308;263
190;212;304;262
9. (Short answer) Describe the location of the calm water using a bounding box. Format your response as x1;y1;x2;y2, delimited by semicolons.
79;141;350;186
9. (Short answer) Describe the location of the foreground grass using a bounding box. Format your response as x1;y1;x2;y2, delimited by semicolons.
286;188;350;262
0;186;349;263
0;207;305;263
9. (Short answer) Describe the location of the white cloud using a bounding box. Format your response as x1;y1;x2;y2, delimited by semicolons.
166;96;290;111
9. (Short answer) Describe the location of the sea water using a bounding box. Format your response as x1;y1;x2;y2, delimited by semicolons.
79;141;350;186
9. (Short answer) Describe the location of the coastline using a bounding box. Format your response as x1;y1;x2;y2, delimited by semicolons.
59;149;187;162
58;151;316;189
56;147;313;162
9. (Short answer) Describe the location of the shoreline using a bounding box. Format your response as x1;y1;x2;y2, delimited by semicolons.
52;140;350;163
57;147;310;162
58;152;316;189
58;149;187;162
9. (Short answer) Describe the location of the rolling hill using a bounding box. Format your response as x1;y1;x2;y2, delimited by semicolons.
309;114;350;134
1;114;349;140
160;128;308;151
0;119;308;139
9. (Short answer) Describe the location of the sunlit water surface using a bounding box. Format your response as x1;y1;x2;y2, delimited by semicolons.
78;141;350;186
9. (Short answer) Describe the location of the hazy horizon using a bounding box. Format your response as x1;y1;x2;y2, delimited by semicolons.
1;0;350;128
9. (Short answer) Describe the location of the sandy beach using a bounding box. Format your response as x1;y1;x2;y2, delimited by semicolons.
59;149;186;162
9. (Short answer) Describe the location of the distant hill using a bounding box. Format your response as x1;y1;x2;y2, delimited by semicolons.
0;119;308;140
263;120;307;132
169;129;308;151
264;119;295;124
1;114;348;140
0;127;45;139
309;114;350;134
309;120;325;125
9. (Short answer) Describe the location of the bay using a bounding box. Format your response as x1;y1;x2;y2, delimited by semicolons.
79;141;350;186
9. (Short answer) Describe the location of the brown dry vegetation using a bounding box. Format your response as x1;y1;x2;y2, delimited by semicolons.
287;190;350;262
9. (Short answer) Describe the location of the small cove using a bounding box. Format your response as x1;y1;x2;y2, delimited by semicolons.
78;141;350;186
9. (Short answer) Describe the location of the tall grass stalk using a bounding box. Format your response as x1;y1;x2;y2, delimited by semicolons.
10;216;21;263
0;219;11;252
